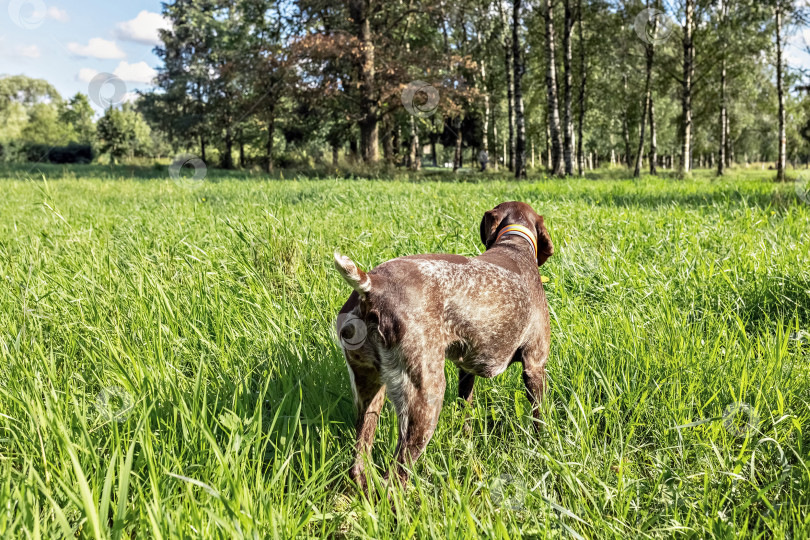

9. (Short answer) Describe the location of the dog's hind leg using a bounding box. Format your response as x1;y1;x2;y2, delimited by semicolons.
348;364;386;492
519;339;549;431
385;351;446;486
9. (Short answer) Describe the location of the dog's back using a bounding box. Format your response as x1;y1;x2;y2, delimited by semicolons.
335;246;547;378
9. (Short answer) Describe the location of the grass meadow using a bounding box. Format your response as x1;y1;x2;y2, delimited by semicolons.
0;164;808;538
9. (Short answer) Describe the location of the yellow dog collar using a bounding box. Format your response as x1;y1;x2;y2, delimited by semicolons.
495;224;537;259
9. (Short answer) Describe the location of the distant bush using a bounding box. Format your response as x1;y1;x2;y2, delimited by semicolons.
48;143;94;164
23;143;49;163
274;152;299;169
15;142;95;164
0;141;27;163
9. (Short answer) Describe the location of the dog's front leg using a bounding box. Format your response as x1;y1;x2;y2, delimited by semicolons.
348;365;386;492
458;368;476;433
458;369;475;405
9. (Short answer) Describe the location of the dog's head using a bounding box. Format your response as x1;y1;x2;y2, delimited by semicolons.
479;201;554;266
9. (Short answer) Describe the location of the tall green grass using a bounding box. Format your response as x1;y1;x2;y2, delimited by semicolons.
0;165;808;538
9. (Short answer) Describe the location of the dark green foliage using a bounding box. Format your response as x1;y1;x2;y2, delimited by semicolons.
21;142;95;164
96;105;153;164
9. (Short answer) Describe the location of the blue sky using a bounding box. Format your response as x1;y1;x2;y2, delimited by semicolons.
2;0;809;114
1;0;166;111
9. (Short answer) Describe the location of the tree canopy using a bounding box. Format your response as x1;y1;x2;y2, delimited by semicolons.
3;0;809;176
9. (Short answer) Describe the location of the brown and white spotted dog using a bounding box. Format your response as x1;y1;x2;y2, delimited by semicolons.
334;201;554;489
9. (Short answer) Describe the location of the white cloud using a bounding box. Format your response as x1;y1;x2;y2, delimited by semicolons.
122;92;139;104
0;39;39;60
115;11;171;46
44;6;69;22
76;62;157;88
77;68;99;83
113;61;157;84
67;38;126;60
16;44;40;58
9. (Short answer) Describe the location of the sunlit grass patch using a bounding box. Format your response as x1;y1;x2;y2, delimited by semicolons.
0;166;808;538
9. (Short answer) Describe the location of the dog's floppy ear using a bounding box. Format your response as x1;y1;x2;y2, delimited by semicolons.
479;206;504;249
534;215;554;266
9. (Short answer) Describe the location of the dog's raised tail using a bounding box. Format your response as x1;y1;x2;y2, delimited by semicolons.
334;252;372;296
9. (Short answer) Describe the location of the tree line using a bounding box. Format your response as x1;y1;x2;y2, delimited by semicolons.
0;75;164;164
2;0;810;178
